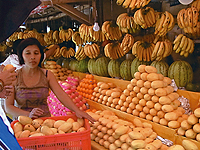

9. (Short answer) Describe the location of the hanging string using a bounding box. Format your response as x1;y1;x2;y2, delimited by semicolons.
110;0;113;22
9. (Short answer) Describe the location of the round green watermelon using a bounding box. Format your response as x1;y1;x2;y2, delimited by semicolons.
168;60;193;87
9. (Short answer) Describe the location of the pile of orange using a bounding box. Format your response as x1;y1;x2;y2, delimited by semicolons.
77;74;97;99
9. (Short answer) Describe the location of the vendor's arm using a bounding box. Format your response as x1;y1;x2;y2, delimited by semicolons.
47;70;95;123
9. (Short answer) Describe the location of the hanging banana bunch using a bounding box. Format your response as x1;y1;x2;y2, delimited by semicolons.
61;47;75;58
84;43;100;59
177;7;199;37
116;13;140;34
132;41;155;62
120;34;134;54
53;30;60;44
134;7;156;29
72;31;84;46
154;11;175;37
44;30;54;45
151;39;172;61
23;31;36;39
89;26;105;42
75;46;87;61
51;46;62;58
116;0;151;9
173;34;194;57
102;21;122;41
59;28;74;42
191;0;200;11
18;32;24;39
79;24;93;43
104;42;124;59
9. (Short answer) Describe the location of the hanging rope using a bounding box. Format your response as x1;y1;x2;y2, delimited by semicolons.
110;0;113;22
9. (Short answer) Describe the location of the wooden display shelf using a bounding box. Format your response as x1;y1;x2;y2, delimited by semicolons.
73;72;130;90
175;135;200;149
91;141;107;150
177;89;200;111
87;99;176;143
72;72;200;149
73;72;200;111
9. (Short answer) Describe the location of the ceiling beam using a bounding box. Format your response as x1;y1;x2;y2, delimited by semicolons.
40;0;92;5
53;3;93;25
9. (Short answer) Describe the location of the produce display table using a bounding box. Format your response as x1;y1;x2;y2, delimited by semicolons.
72;72;200;149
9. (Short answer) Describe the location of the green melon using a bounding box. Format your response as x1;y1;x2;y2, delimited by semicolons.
69;59;78;71
95;56;110;77
77;58;89;73
88;58;97;75
108;59;121;78
120;59;132;81
56;58;64;66
131;58;151;78
168;60;193;87
150;60;169;77
62;59;70;69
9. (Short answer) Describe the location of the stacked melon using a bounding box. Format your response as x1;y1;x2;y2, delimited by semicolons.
91;65;189;129
119;65;188;129
44;60;73;81
177;108;200;142
88;110;169;150
90;82;123;107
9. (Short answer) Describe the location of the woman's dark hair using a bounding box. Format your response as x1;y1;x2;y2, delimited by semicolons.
12;39;23;54
17;38;44;67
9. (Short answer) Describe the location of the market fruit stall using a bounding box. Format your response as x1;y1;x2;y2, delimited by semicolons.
73;71;200;150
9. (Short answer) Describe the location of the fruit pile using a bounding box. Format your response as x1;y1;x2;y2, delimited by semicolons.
13;116;86;138
43;60;71;81
91;65;189;130
77;74;97;100
48;78;87;116
91;82;123;107
87;109;191;149
177;107;200;142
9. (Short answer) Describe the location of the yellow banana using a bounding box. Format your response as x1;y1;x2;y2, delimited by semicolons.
189;40;195;53
173;34;184;44
175;47;181;53
129;0;137;10
180;50;185;56
177;11;183;29
156;42;165;57
192;7;198;33
180;9;186;28
151;41;161;60
182;37;189;51
149;7;156;25
132;41;142;55
187;8;193;28
116;0;125;5
122;0;132;8
162;11;170;28
155;13;166;34
163;40;171;58
179;35;187;48
184;52;189;57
